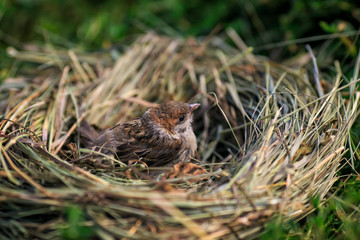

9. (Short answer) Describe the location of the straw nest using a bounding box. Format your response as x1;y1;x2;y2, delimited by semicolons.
1;33;359;239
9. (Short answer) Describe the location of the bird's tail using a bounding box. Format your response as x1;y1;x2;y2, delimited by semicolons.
78;119;99;148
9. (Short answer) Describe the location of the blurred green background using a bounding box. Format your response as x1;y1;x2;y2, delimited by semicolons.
1;0;360;239
1;0;359;58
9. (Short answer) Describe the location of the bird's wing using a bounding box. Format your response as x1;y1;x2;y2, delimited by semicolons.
115;138;183;166
116;120;184;165
91;119;184;165
78;119;99;147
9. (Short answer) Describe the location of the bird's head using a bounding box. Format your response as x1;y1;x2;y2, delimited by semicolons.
142;101;200;136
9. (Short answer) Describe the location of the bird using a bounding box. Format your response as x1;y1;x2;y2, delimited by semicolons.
79;101;200;166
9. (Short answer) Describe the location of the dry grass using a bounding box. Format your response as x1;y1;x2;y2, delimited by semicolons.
1;33;359;239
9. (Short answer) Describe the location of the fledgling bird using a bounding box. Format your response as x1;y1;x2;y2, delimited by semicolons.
80;101;200;166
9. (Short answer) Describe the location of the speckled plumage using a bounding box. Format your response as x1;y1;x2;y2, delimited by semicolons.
80;101;199;166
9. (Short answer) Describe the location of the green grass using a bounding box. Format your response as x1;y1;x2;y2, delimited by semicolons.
60;206;94;240
261;163;360;239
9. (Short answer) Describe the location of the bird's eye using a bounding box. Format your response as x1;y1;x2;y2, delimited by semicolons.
178;115;185;122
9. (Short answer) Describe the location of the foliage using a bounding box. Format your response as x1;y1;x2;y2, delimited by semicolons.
60;206;94;240
1;1;359;51
261;178;360;240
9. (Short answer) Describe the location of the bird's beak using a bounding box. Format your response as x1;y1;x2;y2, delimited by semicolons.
188;103;200;114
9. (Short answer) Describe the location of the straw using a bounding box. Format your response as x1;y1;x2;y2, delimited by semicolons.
0;32;358;239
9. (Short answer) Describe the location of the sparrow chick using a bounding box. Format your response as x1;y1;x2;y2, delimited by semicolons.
81;101;200;166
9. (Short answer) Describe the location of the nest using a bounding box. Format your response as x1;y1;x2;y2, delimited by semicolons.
1;33;359;239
